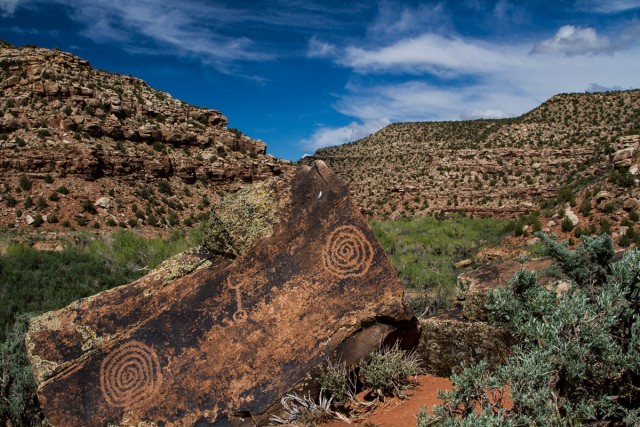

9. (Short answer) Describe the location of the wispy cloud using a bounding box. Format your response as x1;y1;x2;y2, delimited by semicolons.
530;25;615;56
0;0;19;16
339;33;521;75
307;36;337;58
367;1;450;40
304;20;640;150
576;0;640;14
4;0;368;74
302;118;391;150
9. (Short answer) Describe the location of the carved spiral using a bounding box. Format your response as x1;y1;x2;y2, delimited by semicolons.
322;225;374;279
100;341;162;408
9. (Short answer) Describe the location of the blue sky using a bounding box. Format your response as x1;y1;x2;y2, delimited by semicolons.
1;0;640;160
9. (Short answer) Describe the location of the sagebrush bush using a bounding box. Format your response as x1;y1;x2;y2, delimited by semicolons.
0;315;47;426
360;343;422;397
316;358;356;404
419;234;640;426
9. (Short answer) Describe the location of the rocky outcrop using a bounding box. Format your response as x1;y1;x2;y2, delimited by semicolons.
0;45;290;232
26;161;417;426
417;310;514;377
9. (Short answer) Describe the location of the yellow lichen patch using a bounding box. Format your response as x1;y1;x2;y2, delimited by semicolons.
203;180;281;258
77;324;105;352
28;353;59;384
148;249;215;287
28;311;63;333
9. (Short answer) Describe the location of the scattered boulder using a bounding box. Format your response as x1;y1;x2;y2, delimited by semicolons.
613;146;636;168
94;196;111;209
26;161;417;426
564;205;579;227
25;214;34;225
595;191;613;203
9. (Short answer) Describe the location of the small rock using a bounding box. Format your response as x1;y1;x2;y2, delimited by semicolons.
26;215;35;225
94;197;111;209
623;198;639;211
595;191;613;203
455;259;473;268
547;220;556;227
564;205;579;227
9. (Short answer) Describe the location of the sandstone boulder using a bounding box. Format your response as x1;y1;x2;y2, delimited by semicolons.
416;310;513;377
26;161;416;426
564;205;579;227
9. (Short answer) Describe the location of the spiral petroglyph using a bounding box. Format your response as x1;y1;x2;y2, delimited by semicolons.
100;341;162;408
322;225;374;279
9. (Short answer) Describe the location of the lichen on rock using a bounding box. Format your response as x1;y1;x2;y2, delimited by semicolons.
203;179;281;258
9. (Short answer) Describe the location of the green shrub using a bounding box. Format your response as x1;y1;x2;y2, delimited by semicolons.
18;175;31;191
317;359;356;404
419;234;640;426
0;315;45;426
55;185;68;195
360;343;421;397
22;196;32;209
36;129;50;139
31;214;43;228
81;199;96;214
579;197;592;216
4;195;17;208
157;180;172;195
561;216;574;232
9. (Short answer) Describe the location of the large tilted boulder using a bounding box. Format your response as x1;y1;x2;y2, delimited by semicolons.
26;161;417;426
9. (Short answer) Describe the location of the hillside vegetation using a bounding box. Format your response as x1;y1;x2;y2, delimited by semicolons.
309;90;640;221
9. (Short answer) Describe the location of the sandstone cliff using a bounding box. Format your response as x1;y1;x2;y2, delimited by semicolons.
0;42;289;233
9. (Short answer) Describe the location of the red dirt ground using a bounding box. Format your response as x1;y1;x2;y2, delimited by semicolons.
320;375;453;427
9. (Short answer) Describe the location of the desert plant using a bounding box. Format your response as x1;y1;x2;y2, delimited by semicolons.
269;392;335;426
561;216;574;232
316;358;356;405
418;234;640;426
0;315;46;426
360;342;422;397
18;175;31;191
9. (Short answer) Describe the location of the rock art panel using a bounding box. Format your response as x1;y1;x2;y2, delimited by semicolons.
26;161;416;426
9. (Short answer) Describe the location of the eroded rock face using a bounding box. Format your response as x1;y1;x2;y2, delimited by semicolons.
26;161;416;426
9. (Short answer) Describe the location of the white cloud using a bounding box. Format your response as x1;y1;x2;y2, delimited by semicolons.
576;0;640;14
302;25;640;150
306;36;337;58
0;0;19;16
302;118;391;150
530;25;614;56
340;33;521;75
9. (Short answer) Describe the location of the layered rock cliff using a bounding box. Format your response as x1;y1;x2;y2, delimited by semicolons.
0;42;290;232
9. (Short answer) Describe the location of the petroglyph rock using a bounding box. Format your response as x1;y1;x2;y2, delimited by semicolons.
26;161;416;426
